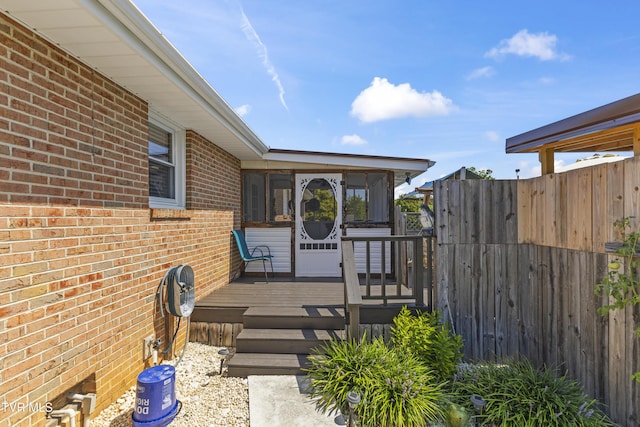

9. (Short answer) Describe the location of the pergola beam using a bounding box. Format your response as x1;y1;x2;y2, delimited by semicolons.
507;95;640;173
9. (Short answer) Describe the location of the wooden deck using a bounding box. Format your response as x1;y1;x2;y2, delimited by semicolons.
192;276;424;324
191;277;429;375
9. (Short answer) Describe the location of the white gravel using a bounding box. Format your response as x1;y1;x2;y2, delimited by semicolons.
90;342;249;427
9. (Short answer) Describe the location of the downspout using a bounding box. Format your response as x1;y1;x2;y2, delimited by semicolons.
48;408;76;427
67;393;97;427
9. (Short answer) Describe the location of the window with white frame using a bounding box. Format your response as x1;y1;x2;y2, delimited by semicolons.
148;115;185;209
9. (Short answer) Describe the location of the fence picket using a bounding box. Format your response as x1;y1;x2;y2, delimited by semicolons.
434;167;639;426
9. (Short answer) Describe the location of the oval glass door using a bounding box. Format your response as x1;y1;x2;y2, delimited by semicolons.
300;178;337;240
295;173;342;277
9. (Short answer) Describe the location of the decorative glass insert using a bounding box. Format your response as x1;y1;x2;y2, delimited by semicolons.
299;177;337;241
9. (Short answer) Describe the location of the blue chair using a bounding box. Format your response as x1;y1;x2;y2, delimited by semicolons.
231;230;274;283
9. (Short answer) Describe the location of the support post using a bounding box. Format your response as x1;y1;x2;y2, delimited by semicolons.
539;147;555;175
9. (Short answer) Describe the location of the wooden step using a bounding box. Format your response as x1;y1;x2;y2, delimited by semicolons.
235;328;344;354
242;306;345;330
227;353;311;377
191;306;246;323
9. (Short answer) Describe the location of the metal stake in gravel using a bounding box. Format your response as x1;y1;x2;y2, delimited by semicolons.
218;348;230;375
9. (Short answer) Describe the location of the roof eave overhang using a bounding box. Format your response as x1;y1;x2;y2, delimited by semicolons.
506;93;640;154
92;0;269;155
1;0;269;160
243;149;435;187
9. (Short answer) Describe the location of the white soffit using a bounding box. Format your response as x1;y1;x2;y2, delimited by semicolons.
0;0;268;160
247;150;435;187
260;150;434;170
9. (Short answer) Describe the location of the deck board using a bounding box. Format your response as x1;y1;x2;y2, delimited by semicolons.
196;279;419;308
196;279;345;308
193;277;427;324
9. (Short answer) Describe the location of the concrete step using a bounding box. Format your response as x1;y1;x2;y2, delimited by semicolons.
227;353;311;377
242;306;345;330
235;328;344;354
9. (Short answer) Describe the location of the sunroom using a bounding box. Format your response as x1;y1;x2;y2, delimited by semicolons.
239;148;434;278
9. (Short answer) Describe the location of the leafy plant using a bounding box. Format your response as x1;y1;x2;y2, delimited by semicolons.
305;336;445;427
446;361;615;427
467;166;494;180
391;306;463;381
394;197;422;213
595;217;640;383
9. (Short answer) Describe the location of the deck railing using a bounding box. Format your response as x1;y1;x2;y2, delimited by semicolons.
341;240;362;340
342;234;434;339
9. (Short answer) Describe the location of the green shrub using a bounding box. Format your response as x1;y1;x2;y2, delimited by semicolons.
447;360;615;426
391;306;463;381
306;336;445;427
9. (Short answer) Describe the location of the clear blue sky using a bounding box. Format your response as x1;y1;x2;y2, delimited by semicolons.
133;0;640;193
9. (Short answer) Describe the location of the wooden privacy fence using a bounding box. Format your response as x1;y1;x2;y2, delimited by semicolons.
435;157;639;426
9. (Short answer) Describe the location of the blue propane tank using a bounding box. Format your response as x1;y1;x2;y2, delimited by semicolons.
132;365;180;427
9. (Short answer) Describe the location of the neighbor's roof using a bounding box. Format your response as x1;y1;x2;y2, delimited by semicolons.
402;166;483;198
506;93;640;154
555;154;628;173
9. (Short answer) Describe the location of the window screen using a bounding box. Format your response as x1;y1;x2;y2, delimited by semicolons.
345;173;389;222
346;173;367;221
269;174;292;222
243;173;266;222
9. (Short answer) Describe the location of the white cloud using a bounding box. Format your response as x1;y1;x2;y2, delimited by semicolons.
485;131;501;142
350;77;454;123
235;104;252;117
485;29;571;61
467;66;495;80
341;134;368;146
239;9;288;110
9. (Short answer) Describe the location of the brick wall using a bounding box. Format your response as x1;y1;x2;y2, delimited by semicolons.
0;207;240;426
186;130;242;216
0;13;148;208
0;13;242;427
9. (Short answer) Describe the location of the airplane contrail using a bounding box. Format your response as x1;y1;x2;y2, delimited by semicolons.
239;7;288;110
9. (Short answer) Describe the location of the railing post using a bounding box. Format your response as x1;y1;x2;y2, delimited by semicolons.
365;241;371;297
425;235;433;309
342;240;363;341
415;236;424;307
349;304;360;342
381;240;386;305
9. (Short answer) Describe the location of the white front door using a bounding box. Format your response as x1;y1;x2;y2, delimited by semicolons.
295;173;342;277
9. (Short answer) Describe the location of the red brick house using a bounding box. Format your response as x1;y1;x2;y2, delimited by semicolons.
0;1;432;425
